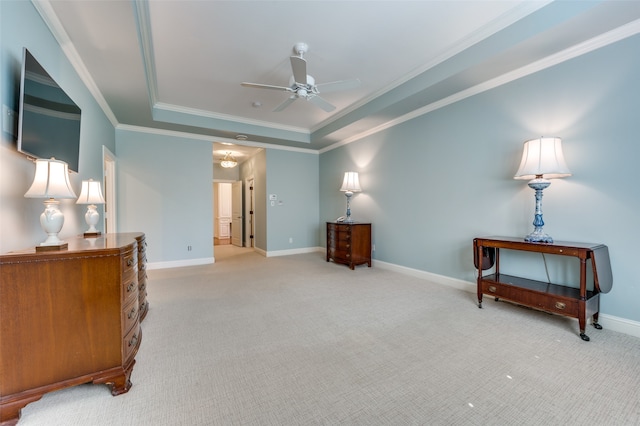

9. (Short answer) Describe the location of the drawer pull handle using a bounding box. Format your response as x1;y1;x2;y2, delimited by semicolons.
128;334;138;347
555;302;566;310
488;286;497;293
127;258;134;267
127;282;136;293
128;307;137;319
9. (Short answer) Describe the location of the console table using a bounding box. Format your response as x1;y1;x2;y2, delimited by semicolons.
473;236;612;341
0;233;146;425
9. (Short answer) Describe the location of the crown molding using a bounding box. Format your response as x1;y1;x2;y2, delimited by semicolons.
153;102;309;135
116;124;318;155
32;0;118;127
321;18;640;154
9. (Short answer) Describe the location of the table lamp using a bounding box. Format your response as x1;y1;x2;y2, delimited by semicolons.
340;171;362;223
76;178;106;237
24;158;77;251
514;137;571;243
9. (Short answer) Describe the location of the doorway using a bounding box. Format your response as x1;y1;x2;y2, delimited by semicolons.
103;147;117;234
213;182;232;246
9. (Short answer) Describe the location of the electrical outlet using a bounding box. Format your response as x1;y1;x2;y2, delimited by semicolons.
372;244;376;252
187;245;192;251
289;237;293;244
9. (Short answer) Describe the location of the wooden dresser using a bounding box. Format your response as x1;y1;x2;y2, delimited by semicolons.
0;233;147;425
326;222;372;270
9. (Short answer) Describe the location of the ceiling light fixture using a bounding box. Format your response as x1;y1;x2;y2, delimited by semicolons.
220;152;238;168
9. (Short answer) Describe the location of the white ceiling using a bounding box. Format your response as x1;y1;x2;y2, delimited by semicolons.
37;1;640;155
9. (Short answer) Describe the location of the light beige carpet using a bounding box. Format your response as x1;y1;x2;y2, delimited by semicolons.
19;247;640;425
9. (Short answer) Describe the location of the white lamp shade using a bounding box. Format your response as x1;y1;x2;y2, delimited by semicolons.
24;158;77;199
76;179;105;205
340;172;362;192
514;137;572;180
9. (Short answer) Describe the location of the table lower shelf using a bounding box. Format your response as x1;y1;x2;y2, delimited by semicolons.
478;274;600;340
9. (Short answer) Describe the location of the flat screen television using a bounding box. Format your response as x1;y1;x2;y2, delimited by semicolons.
17;48;81;173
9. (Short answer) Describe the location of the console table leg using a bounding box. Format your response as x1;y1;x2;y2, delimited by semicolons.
592;313;603;329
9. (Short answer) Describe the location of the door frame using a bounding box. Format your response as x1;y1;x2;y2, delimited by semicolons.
244;176;255;248
102;146;117;234
231;180;242;247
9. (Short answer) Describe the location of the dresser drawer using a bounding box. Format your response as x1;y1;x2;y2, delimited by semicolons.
329;247;350;261
122;250;137;276
482;282;579;317
335;239;352;250
123;324;141;362
122;297;139;335
330;224;352;233
122;270;138;304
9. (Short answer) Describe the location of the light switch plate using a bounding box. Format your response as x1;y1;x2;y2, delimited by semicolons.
2;105;17;137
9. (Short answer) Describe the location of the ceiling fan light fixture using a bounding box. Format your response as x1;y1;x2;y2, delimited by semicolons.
241;42;359;113
220;152;238;168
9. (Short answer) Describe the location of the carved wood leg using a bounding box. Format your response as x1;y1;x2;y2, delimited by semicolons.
92;359;135;396
0;394;43;426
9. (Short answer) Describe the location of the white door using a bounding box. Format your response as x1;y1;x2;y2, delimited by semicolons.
231;181;243;246
103;147;117;234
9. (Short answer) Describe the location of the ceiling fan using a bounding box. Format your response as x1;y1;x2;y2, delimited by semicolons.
241;42;360;112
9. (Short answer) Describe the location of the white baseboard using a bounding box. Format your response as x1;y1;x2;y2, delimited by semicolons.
265;246;324;258
373;259;473;292
148;257;214;270
373;259;640;339
598;314;640;338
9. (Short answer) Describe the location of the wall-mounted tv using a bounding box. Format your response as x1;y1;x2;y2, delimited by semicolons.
17;48;81;173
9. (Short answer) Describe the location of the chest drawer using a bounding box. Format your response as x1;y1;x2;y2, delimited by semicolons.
122;297;139;335
123;324;141;362
326;222;372;270
122;270;138;304
122;250;137;275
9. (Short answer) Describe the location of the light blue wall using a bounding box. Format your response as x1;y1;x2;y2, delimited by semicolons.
2;0;638;327
115;128;214;264
265;149;319;251
0;0;115;253
320;34;640;323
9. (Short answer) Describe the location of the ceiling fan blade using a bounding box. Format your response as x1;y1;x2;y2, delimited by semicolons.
315;78;361;94
290;56;307;85
241;82;292;92
273;95;297;112
308;95;336;112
